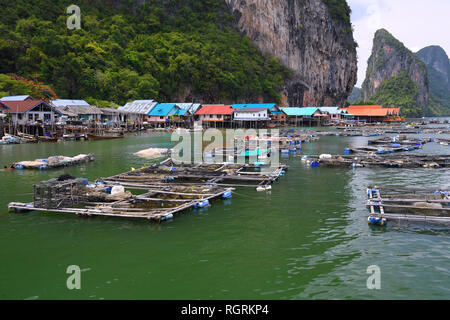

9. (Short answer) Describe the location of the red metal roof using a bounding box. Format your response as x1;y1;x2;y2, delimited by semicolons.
195;105;233;115
0;100;47;113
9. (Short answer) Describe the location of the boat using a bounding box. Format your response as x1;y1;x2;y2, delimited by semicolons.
87;133;124;140
38;136;58;143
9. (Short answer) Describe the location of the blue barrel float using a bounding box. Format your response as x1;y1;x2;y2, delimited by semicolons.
310;161;319;168
222;190;232;199
344;148;352;155
194;200;210;208
368;215;387;226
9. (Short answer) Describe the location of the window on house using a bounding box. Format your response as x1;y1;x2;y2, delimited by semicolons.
210;115;213;118
18;114;23;120
28;114;33;120
160;116;164;119
217;115;222;119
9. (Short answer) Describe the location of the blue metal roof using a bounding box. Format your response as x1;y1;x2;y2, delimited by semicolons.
231;104;247;109
232;103;277;110
148;103;178;116
175;108;188;116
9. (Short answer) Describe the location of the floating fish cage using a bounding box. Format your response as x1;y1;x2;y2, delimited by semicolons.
9;176;233;222
303;154;450;168
33;178;87;209
102;158;287;190
366;185;450;226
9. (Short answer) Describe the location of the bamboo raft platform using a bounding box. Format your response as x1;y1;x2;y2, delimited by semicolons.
7;157;289;222
8;176;234;222
100;158;288;191
366;186;450;225
298;154;450;168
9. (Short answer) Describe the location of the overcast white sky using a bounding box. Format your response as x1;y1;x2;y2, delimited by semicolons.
348;0;450;86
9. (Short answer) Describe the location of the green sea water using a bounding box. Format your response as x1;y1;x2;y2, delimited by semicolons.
0;129;449;300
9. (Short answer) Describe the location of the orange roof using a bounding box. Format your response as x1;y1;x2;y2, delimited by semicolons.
347;108;389;117
195;105;233;115
348;105;383;109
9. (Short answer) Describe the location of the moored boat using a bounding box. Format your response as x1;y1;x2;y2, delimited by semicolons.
87;133;124;140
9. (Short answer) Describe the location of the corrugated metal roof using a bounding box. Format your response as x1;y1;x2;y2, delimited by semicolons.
318;107;346;115
55;105;102;115
196;105;233;115
169;103;202;115
175;108;188;116
346;108;388;116
51;99;90;107
148;103;178;116
234;108;268;112
232;103;276;110
348;105;383;109
281;107;321;116
118;100;158;115
0;95;32;101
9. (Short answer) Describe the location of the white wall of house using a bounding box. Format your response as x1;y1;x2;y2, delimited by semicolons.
233;110;268;121
198;114;230;121
11;111;56;125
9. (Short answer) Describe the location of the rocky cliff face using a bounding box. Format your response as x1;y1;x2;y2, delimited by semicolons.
416;46;450;84
362;29;429;111
223;0;358;107
416;46;450;114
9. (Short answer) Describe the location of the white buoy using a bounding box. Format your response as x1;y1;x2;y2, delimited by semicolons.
111;185;125;195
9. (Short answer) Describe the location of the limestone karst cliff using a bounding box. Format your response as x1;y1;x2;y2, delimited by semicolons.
223;0;358;106
362;29;429;116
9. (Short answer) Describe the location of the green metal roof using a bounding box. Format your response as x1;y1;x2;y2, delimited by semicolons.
239;149;270;156
281;107;320;116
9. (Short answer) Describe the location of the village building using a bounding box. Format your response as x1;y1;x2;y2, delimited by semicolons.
100;108;134;125
118;100;158;124
147;103;180;126
281;107;326;126
318;107;349;122
344;105;402;123
0;99;62;125
54;104;103;123
232;108;270;128
195;105;233;127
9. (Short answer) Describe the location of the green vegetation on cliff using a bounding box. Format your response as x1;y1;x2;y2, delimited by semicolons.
0;0;291;104
323;0;352;27
368;72;423;117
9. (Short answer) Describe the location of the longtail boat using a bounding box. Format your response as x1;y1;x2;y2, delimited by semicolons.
87;133;124;140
